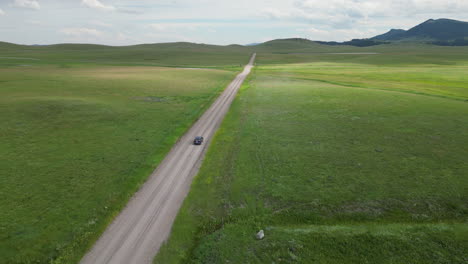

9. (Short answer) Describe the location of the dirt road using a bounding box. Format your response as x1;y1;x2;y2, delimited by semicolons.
80;54;256;264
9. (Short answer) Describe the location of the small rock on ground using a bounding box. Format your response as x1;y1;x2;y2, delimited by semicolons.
256;230;265;240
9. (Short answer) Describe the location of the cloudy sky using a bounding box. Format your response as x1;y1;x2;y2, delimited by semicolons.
0;0;467;45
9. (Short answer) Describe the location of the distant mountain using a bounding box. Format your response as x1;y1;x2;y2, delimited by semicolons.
372;29;406;41
371;19;468;43
317;39;387;47
0;41;21;48
0;40;244;50
244;43;261;46
258;19;468;48
260;38;318;47
254;38;323;50
3;19;468;50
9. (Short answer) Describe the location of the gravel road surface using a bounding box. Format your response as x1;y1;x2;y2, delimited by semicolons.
80;53;256;264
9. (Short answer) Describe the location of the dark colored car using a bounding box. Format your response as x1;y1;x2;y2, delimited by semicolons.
193;136;204;145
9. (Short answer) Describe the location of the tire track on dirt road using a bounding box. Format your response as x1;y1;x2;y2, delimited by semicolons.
80;53;256;264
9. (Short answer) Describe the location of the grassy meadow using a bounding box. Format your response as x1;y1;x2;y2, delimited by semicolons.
156;46;468;263
0;41;249;69
0;44;252;264
255;41;468;66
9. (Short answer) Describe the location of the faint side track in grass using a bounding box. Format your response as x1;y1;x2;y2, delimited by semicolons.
261;73;468;102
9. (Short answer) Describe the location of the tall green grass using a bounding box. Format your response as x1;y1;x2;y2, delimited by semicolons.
156;50;468;263
0;65;237;263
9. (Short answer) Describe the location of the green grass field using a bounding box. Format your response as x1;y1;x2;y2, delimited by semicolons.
0;41;249;69
0;62;242;263
2;41;468;263
156;47;468;263
255;42;468;66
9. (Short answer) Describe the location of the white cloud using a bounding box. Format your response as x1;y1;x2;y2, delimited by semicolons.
295;0;468;17
91;20;113;28
297;27;380;41
26;19;42;25
117;32;129;41
149;23;208;32
81;0;115;11
145;32;199;43
12;0;40;10
1;0;468;45
0;8;5;15
262;7;290;19
259;0;468;41
60;27;103;37
115;32;141;43
409;0;468;13
297;27;329;36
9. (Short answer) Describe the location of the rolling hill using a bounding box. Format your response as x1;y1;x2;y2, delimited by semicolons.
258;19;468;48
372;29;407;41
371;18;468;44
0;41;251;67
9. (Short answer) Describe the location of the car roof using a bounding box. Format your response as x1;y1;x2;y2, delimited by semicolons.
195;136;203;139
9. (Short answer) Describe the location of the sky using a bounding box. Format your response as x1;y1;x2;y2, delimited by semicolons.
0;0;467;46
